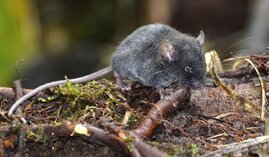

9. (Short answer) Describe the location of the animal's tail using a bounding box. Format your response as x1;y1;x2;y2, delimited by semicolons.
8;66;113;116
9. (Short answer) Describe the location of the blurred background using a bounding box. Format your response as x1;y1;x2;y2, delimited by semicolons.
0;0;268;88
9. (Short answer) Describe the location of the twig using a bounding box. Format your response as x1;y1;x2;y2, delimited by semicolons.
133;88;190;138
218;66;255;78
208;54;269;119
13;80;24;101
0;121;169;157
0;139;4;157
245;58;268;120
200;135;269;157
14;128;26;157
13;80;27;157
132;132;167;157
0;87;31;100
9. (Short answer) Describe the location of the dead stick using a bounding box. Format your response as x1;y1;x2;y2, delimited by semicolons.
13;80;24;101
0;87;31;100
0;121;169;157
133;88;190;138
200;135;269;157
133;133;168;157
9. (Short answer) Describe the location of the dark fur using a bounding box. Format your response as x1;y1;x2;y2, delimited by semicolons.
112;23;206;89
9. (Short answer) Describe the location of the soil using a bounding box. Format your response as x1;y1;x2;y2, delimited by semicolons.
0;79;266;157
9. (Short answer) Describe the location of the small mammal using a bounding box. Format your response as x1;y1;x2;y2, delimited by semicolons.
8;23;206;116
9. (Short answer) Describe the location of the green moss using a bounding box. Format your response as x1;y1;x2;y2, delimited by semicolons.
123;136;135;152
5;79;144;143
26;125;47;142
44;79;139;125
38;95;58;103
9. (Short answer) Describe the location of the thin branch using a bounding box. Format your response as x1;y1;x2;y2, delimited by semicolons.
133;87;190;138
200;135;269;157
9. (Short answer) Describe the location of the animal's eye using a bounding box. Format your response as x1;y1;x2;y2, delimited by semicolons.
184;66;192;73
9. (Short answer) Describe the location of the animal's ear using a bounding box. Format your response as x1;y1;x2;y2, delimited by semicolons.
196;30;205;46
159;40;174;61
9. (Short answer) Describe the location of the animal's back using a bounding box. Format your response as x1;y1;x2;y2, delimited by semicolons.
112;24;178;85
112;23;205;89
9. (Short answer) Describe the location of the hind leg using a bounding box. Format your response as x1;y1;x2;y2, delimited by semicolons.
114;71;131;90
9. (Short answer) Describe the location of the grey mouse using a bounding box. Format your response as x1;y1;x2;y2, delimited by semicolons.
8;23;206;116
112;24;205;90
